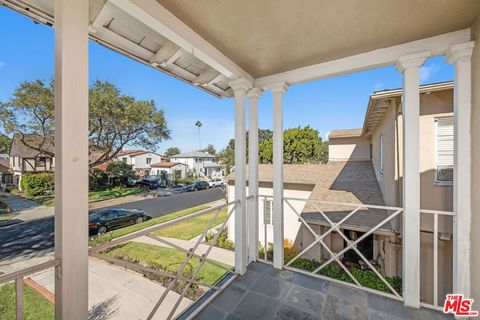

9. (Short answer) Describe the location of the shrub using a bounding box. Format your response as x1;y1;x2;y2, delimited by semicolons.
22;173;55;198
89;168;108;190
205;230;234;250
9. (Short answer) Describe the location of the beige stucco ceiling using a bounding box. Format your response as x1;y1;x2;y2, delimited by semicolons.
156;0;480;78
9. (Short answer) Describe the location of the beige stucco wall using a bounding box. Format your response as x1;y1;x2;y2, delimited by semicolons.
328;136;371;161
470;18;480;309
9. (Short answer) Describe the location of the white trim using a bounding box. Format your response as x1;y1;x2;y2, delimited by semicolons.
255;29;469;87
110;0;253;83
433;116;454;186
379;134;384;175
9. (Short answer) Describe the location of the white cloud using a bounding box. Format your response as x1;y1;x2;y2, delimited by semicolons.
373;82;385;91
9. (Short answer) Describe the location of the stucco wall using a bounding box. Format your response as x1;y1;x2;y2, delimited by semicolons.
470;18;480;308
328;136;371;161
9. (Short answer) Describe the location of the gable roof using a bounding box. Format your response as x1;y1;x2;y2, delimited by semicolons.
228;161;393;233
151;161;186;168
0;159;12;175
171;151;216;159
116;149;163;158
10;134;54;158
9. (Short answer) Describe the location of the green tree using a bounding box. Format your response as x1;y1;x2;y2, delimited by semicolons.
0;79;171;166
0;134;12;154
164;147;181;159
318;140;329;164
105;161;134;186
202;144;216;155
216;147;235;174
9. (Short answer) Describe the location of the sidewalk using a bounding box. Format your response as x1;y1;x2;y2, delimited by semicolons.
0;191;53;227
133;235;235;266
25;256;192;320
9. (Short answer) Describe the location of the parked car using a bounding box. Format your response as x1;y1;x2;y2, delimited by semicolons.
135;178;160;190
185;181;210;192
89;208;146;235
208;178;224;188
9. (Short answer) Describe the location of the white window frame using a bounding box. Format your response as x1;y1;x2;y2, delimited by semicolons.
434;116;454;186
379;135;384;175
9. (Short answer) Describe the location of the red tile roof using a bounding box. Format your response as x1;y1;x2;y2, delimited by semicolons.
151;162;185;168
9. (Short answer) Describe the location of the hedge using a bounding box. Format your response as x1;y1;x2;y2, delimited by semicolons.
21;173;55;198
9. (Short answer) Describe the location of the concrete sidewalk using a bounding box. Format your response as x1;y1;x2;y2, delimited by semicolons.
133;235;235;266
0;191;53;227
29;257;192;320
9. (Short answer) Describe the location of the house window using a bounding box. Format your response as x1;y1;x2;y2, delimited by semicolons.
36;157;46;167
146;158;152;164
264;199;273;225
122;157;127;163
435;117;454;184
379;135;384;174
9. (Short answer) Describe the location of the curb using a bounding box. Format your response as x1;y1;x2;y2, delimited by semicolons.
25;277;55;303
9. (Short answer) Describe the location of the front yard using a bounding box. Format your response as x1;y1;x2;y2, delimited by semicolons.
0;282;54;320
32;186;143;207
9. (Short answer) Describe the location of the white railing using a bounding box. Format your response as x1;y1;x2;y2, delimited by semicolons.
0;259;59;320
90;200;240;320
257;195;456;309
419;208;454;311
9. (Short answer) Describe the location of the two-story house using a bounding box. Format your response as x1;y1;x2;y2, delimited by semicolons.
114;149;165;177
9;134;55;189
170;151;219;177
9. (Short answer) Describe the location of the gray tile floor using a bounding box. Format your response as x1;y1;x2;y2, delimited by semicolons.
195;262;452;320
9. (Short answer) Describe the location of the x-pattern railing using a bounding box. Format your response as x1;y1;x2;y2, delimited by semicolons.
90;200;240;320
281;196;403;298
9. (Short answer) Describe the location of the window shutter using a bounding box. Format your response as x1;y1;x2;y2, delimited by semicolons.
435;117;454;182
264;200;272;225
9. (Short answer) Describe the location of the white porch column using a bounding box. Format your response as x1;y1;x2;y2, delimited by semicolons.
230;78;251;275
396;51;429;308
446;41;474;297
247;88;263;263
268;82;288;269
54;0;89;319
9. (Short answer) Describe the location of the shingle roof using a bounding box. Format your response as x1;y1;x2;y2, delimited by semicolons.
171;151;215;158
228;161;394;233
116;149;163;157
151;162;186;168
10;134;54;158
328;128;363;139
0;159;12;175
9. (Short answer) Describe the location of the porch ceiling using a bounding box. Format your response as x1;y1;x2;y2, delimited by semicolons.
156;0;480;78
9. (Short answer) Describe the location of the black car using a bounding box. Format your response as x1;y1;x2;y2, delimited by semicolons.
135;179;160;190
89;208;146;235
185;181;210;192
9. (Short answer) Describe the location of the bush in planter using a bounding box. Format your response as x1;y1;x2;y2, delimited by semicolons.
22;173;55;198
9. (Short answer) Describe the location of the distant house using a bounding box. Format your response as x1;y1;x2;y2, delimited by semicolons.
170;151;220;177
150;162;187;180
114;150;165;177
9;134;55;189
0;158;13;189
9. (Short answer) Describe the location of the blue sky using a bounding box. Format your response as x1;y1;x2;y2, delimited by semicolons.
0;6;454;153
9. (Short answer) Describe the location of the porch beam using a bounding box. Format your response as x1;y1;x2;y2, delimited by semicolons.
247;88;263;263
230;78;252;275
256;29;469;87
396;51;430;308
446;41;474;297
111;0;253;83
268;82;288;269
54;0;89;319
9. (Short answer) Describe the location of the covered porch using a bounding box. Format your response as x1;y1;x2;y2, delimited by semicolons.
0;0;479;319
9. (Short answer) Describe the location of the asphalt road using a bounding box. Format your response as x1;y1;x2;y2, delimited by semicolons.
0;187;225;264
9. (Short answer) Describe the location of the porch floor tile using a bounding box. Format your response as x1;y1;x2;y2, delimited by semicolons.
194;262;452;320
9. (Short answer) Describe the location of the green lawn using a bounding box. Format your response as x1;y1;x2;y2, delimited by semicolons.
153;208;228;240
0;215;15;221
106;242;231;286
0;283;54;320
33;186;143;206
0;202;9;214
89;205;209;246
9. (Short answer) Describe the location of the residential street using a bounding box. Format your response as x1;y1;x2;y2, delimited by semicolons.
0;187;225;265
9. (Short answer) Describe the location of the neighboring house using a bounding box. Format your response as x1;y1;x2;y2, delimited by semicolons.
228;81;454;305
150;162;187;180
9;134;55;189
204;163;225;178
114;149;165;177
0;158;13;189
170;151;218;177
